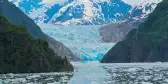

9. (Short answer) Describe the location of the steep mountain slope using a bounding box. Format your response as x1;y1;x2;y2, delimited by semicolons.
99;0;162;43
0;15;73;73
9;0;162;25
101;0;168;63
0;0;79;61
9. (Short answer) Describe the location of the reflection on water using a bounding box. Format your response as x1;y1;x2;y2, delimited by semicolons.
69;62;112;84
1;62;168;84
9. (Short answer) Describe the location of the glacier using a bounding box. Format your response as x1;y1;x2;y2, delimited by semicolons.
40;24;115;61
8;0;162;61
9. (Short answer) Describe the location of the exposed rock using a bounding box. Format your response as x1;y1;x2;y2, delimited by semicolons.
99;22;135;43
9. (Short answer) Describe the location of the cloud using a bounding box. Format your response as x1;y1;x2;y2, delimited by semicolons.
122;0;142;6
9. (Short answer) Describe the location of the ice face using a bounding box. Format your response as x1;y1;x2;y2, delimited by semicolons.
40;24;115;61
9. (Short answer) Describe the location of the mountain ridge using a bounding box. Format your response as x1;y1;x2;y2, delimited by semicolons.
0;14;73;73
0;0;79;61
10;0;162;25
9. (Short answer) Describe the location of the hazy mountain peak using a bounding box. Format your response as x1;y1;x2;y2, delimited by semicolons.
123;0;162;6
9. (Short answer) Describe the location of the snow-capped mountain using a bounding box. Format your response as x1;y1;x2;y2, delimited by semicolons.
128;0;162;22
9;0;162;25
7;0;163;61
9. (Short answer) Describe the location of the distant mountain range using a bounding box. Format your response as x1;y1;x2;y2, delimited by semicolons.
10;0;162;25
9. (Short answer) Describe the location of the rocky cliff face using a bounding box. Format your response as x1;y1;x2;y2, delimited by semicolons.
0;15;73;73
99;22;136;43
0;0;79;61
101;0;168;63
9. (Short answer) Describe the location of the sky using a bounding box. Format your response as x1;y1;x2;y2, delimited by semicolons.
122;0;140;6
122;0;162;6
41;0;67;4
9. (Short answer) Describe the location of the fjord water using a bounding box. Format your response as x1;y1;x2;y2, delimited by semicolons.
68;62;113;84
69;62;168;84
2;62;168;84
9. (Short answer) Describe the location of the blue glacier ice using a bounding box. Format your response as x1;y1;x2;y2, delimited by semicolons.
40;24;115;61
